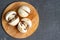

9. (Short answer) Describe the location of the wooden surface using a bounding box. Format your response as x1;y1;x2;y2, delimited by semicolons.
2;2;39;38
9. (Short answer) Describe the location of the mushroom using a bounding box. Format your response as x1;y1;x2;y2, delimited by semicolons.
18;6;31;17
17;18;32;33
17;22;27;33
21;18;32;28
5;11;16;21
5;11;20;26
9;17;19;26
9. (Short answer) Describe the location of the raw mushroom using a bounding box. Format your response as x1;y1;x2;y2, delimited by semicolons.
17;18;32;33
21;18;32;28
5;11;16;21
9;17;19;26
20;6;30;13
18;6;31;17
5;11;20;26
17;22;27;33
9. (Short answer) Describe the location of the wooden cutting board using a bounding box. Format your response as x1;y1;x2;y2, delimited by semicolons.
2;2;39;38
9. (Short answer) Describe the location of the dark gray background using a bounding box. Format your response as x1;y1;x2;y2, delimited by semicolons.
0;0;60;40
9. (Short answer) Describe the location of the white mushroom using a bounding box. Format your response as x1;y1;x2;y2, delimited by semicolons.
18;6;31;17
17;18;32;33
21;18;32;28
5;11;16;21
17;22;27;33
20;6;30;13
9;17;19;26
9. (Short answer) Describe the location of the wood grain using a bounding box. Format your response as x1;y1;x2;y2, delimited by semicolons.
2;2;39;38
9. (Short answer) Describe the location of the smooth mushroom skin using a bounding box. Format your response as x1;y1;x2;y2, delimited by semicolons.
5;11;16;21
18;6;31;17
9;17;19;26
17;18;32;33
21;18;32;28
17;22;27;33
20;6;30;13
18;8;28;17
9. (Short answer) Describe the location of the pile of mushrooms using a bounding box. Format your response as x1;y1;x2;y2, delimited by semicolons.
5;6;32;33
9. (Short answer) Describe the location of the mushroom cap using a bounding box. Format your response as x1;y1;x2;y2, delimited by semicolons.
21;18;32;28
20;6;30;13
18;8;28;17
18;6;30;17
17;22;27;33
9;17;19;26
5;11;16;21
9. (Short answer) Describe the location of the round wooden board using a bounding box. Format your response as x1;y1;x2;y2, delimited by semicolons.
2;2;39;38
